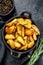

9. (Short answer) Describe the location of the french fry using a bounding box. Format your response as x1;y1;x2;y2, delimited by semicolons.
17;36;25;45
5;34;15;40
14;41;21;48
7;40;15;49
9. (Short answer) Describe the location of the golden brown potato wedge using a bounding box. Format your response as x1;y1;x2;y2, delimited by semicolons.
24;23;32;29
33;33;37;40
5;34;15;40
25;29;33;36
19;43;27;50
14;41;21;48
15;32;19;39
5;26;16;33
17;36;25;45
21;27;24;37
28;40;34;48
18;18;28;25
29;36;33;41
24;36;28;43
32;25;40;35
25;19;32;24
7;40;15;49
6;19;17;26
17;25;22;35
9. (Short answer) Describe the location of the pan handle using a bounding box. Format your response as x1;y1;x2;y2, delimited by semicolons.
0;17;5;29
10;50;22;58
20;11;31;18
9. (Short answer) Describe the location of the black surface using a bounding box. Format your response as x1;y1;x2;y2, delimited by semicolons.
0;0;43;65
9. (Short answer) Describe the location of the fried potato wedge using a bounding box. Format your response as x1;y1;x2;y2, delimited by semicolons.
21;27;24;37
18;18;28;25
17;36;25;45
6;19;17;26
28;40;34;48
19;43;27;50
5;25;16;33
14;41;21;48
5;34;15;39
32;25;40;35
24;23;32;29
15;32;19;39
25;19;32;24
29;36;33;41
7;40;15;49
33;33;37;40
17;25;22;35
25;29;34;36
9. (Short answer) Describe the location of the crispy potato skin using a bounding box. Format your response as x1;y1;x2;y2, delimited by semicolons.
25;29;34;36
5;34;15;40
7;40;15;49
14;41;21;48
5;26;16;33
6;19;17;26
5;18;40;50
17;36;26;45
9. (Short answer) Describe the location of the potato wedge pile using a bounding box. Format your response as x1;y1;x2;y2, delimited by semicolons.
5;18;40;50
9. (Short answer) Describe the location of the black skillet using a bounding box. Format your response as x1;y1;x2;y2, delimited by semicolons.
0;0;15;29
2;11;40;58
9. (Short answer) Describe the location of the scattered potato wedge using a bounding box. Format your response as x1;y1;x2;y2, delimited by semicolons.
5;34;15;40
7;40;15;49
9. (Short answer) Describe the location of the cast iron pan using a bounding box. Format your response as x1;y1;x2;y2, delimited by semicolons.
2;11;40;58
